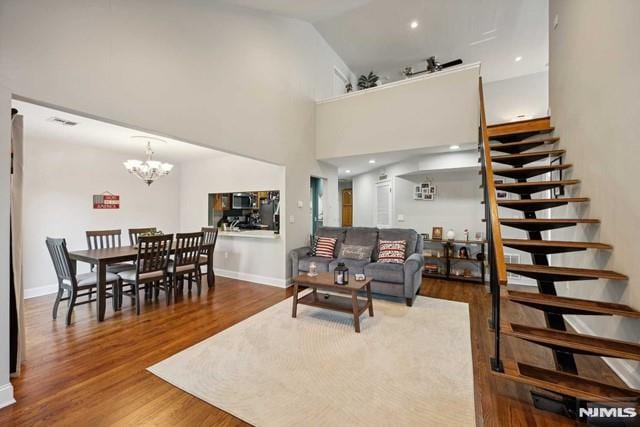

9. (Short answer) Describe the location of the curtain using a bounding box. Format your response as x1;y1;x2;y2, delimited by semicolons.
10;113;25;377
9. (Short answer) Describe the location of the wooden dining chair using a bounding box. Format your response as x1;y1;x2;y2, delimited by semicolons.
128;227;157;246
199;227;219;288
170;232;204;300
86;229;133;274
46;237;120;325
117;234;173;314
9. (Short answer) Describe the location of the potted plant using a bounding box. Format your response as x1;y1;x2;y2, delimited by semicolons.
358;71;379;90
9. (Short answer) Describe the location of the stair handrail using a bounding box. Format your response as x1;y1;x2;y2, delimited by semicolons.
479;77;508;286
479;76;507;372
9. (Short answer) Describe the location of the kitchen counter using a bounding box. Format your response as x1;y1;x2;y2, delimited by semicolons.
218;230;280;239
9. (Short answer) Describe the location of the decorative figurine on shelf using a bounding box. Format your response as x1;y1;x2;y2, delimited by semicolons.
446;229;456;240
459;247;469;259
464;229;469;241
334;262;349;285
345;82;353;93
308;262;318;277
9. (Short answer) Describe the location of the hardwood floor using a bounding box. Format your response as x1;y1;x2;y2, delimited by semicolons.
0;278;623;426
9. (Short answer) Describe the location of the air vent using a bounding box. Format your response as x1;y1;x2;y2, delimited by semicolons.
47;116;78;126
378;174;388;181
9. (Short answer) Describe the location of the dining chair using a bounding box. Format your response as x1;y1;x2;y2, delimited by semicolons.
86;229;133;275
199;227;219;288
170;232;204;300
46;237;120;325
128;227;157;246
117;234;173;314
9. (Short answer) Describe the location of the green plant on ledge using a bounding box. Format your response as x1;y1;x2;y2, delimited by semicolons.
358;71;379;90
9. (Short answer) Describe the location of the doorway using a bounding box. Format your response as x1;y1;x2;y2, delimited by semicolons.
310;177;325;235
341;185;353;227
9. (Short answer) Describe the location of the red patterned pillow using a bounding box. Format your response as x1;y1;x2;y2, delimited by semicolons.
313;236;337;258
378;240;407;264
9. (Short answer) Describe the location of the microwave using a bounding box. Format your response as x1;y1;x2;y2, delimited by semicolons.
232;193;253;209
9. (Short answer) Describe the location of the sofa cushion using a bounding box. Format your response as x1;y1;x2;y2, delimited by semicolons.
365;262;405;284
316;227;346;257
298;256;332;273
328;258;369;275
344;227;378;258
379;228;419;258
338;244;373;261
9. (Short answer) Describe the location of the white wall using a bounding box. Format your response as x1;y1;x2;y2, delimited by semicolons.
0;84;14;408
352;151;484;236
549;0;640;388
316;64;480;160
22;136;181;296
178;154;286;285
483;71;549;124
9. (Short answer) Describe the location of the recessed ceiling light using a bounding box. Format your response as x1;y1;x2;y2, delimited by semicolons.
345;169;351;173
410;21;419;29
449;145;460;150
368;159;376;164
515;56;523;62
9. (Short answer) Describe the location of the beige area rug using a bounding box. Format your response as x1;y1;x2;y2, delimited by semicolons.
148;294;475;426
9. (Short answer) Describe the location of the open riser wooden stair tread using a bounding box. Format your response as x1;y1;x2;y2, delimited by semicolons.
495;360;640;402
494;180;580;195
506;263;628;281
499;218;600;232
497;197;589;212
502;239;612;254
493;164;573;179
506;290;640;317
502;322;640;361
490;137;560;154
491;149;566;167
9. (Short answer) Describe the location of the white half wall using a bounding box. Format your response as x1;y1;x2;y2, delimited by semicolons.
178;154;286;285
22;135;181;296
549;0;640;387
316;64;480;159
483;71;549;124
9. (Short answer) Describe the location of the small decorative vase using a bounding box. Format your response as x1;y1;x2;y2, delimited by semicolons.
446;229;455;240
308;262;317;277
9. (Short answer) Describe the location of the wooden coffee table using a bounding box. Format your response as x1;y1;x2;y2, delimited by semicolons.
292;272;373;333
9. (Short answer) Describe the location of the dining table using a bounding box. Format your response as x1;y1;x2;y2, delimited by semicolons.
69;242;215;322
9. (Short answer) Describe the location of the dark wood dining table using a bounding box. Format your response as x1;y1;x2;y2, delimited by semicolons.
69;243;215;322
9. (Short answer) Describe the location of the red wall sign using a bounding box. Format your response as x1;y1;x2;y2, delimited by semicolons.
93;193;120;209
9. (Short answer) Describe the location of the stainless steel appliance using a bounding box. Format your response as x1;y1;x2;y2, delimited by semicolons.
232;193;252;209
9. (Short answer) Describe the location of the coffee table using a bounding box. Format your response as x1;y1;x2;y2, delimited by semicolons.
292;272;373;333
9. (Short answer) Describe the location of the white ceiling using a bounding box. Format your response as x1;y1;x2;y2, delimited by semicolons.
13;100;225;164
325;143;477;179
227;0;548;82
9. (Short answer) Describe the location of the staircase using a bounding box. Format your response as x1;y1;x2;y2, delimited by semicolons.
478;77;640;420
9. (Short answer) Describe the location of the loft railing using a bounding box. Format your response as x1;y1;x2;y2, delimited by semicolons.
478;76;508;372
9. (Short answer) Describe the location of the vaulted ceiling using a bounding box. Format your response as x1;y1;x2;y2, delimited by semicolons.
224;0;548;82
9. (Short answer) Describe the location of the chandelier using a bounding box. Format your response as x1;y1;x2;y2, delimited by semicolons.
123;138;174;186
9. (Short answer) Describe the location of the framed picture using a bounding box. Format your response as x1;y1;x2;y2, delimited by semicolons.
424;193;434;201
421;183;429;189
414;185;423;200
429;186;436;194
432;227;443;240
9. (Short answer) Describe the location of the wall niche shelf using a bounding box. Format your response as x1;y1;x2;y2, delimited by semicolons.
422;238;486;284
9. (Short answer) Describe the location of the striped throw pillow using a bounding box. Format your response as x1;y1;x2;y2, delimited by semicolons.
378;240;407;264
313;236;337;258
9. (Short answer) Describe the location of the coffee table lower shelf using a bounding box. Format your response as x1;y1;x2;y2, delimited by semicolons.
297;292;369;316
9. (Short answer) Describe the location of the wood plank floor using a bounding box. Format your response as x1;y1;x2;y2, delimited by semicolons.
0;277;623;426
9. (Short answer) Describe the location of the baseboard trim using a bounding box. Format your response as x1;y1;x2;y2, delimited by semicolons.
24;284;58;299
0;383;15;410
216;269;287;288
565;315;640;390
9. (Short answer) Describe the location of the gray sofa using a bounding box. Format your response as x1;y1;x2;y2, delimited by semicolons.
290;227;424;306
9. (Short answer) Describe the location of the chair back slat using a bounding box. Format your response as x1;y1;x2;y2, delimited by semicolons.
86;229;122;250
135;234;172;280
46;237;76;284
175;232;203;268
128;227;157;246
